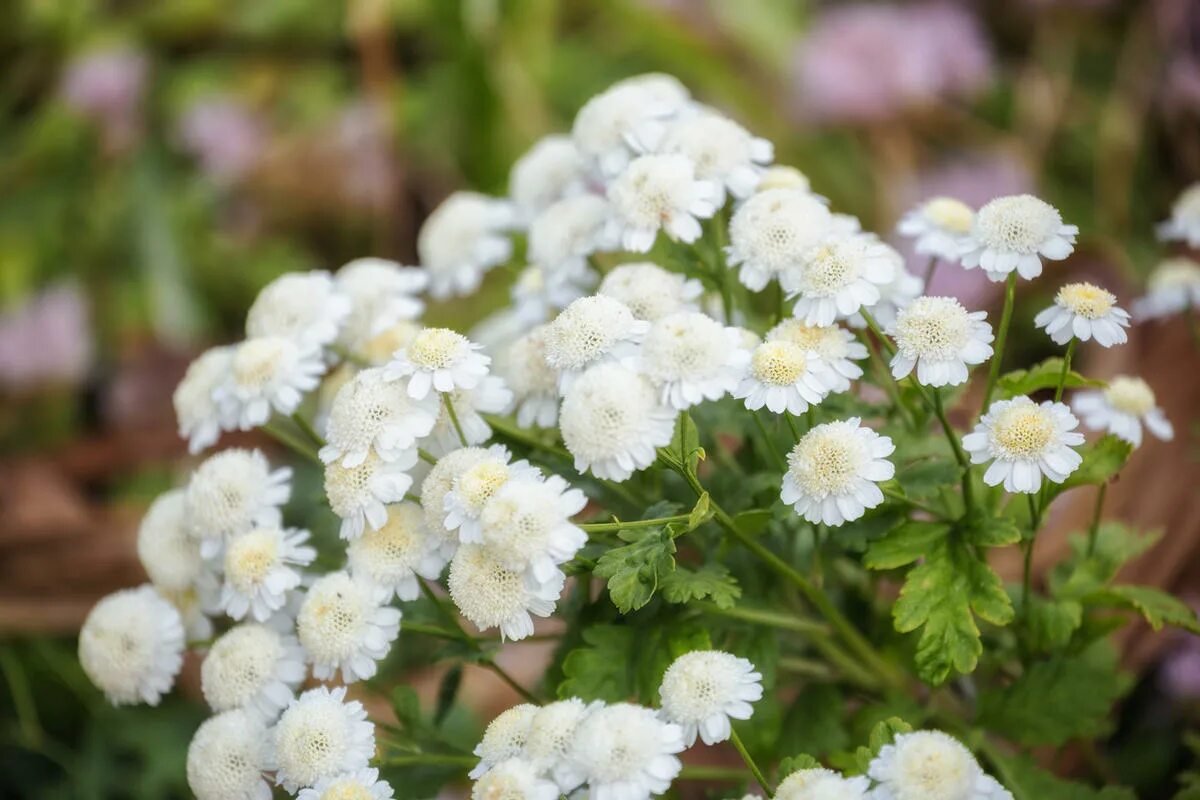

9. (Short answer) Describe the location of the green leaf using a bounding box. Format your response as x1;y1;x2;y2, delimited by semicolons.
1024;596;1083;653
593;527;676;613
837;507;906;553
892;536;1014;684
853;717;913;774
992;752;1136;800
864;521;950;570
433;664;462;726
660;564;741;609
1088;585;1200;633
391;685;422;733
978;641;1130;746
778;754;820;780
1053;523;1159;598
779;683;850;759
965;514;1022;548
663;411;704;474
996;356;1105;399
687;492;713;530
896;459;961;499
1047;436;1132;501
558;625;636;701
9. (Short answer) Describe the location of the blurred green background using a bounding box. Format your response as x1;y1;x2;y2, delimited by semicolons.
3;0;1200;797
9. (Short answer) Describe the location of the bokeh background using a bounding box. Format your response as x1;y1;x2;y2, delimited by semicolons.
2;0;1199;797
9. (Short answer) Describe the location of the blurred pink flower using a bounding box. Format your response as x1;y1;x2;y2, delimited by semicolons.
1161;637;1200;700
334;101;397;212
177;97;268;184
791;3;993;124
0;284;92;391
59;47;148;152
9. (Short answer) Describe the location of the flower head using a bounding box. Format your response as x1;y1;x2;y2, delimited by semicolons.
324;450;418;540
787;234;896;326
658;650;763;745
510;263;592;327
868;730;1012;800
1072;376;1174;448
471;702;539;778
448;542;565;641
959;194;1077;282
79;585;184;706
523;699;596;791
220;526;315;621
185;448;292;558
637;311;751;409
659;110;774;200
726;188;833;291
568;703;686;800
418;192;514;299
767;319;868;393
477;476;588;582
335;258;426;350
1132;257;1200;321
544;295;649;390
320;367;439;467
775;768;870;800
272;686;376;792
442;445;540;544
597;262;704;322
384;327;490;400
509;134;587;221
187;709;273;800
1157;182;1200;247
420;447;493;556
606;153;720;252
497;325;560;429
246;271;351;351
897;197;975;261
297;769;394;800
470;759;559;800
734;339;834;415
572;74;691;177
889;296;993;387
1034;282;1129;347
297;571;401;683
201;622;306;719
137;488;204;592
347;501;447;601
215;336;325;429
174;346;234;454
782;418;896;526
528;193;615;274
963;396;1084;494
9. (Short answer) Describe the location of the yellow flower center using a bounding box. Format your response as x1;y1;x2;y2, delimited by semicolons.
992;406;1055;457
1104;376;1154;416
232;338;287;389
320;780;373;800
458;460;510;510
924;197;974;233
1057;282;1115;319
225;531;279;592
751;341;807;385
408;327;466;369
360;320;420;364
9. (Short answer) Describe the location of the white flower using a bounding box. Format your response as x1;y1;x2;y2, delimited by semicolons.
384;327;491;400
1157;182;1200;247
185;448;292;558
510;263;592;326
324;450;419;540
215;336;324;429
572;73;691;177
497;325;560;428
889;296;993;388
320;367;438;467
297;571;401;683
78;585;184;706
959;194;1077;282
335;258;426;349
606;153;720;252
424;376;513;453
726;188;833;292
448;542;565;641
897;197;975;262
137;488;204;592
637;311;751;409
868;730;1013;800
597;262;704;322
443;444;540;544
355;319;422;366
418;191;514;299
781;419;896;527
757;165;815;194
963;396;1084;494
161;584;217;642
560;362;676;481
298;768;394;800
659;110;773;200
420;447;493;556
544;295;650;390
523;698;596;791
510;134;588;221
470;759;560;800
200;623;307;719
347;501;447;601
775;768;869;800
272;686;376;793
1034;282;1130;347
220;526;316;621
1132;257;1200;321
658;650;763;746
1072;376;1174;448
847;252;924;331
245;270;352;351
734;340;834;415
766;319;868;393
470;702;539;778
174;345;234;454
187;709;273;800
568;703;686;800
528;193;615;273
477;476;589;582
786;234;896;326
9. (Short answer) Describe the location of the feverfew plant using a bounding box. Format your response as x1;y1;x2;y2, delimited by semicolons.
81;75;1198;800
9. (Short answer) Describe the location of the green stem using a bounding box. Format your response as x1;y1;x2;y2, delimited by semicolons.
857;313;916;429
729;728;773;796
773;280;785;325
982;272;1018;410
291;411;325;448
442;394;469;447
923;255;938;287
262;420;323;466
1022;494;1043;630
695;602;829;636
881;487;946;519
401;622;468;640
680;765;755;782
1054;337;1077;403
930;389;974;512
481;659;542;704
579;514;691;533
753;411;788;472
418;448;437;465
1087;481;1108;557
382;752;477;768
784;411;801;443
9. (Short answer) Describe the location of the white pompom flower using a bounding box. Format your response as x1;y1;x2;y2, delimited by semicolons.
959;194;1078;282
606;153;720;252
775;768;869;800
782;418;896;527
889;296;994;388
568;702;686;800
384;327;491;400
509;134;588;222
420;447;493;557
868;730;1013;800
572;73;691;177
418;191;515;299
659;110;774;201
523;698;597;792
559;362;677;481
497;324;560;429
324;449;419;540
347;501;448;601
297;768;394;800
137;488;204;593
1157;182;1200;247
320;367;438;467
215;336;325;429
200;622;307;719
726;188;833;292
963;396;1084;495
448;542;565;641
78;585;185;706
544;295;650;391
786;234;896;326
636;311;751;410
245;270;352;351
1132;257;1200;321
527;193;615;274
658;650;763;746
597;261;704;322
510;262;592;327
766;319;868;393
185;448;292;558
424;376;513;454
477;476;589;582
1072;376;1174;448
219;526;316;621
271;686;376;793
335;258;427;350
174;345;234;454
470;702;539;778
470;758;560;800
187;709;273;800
1033;282;1130;347
442;444;540;544
297;571;401;683
896;197;975;262
734;339;835;415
